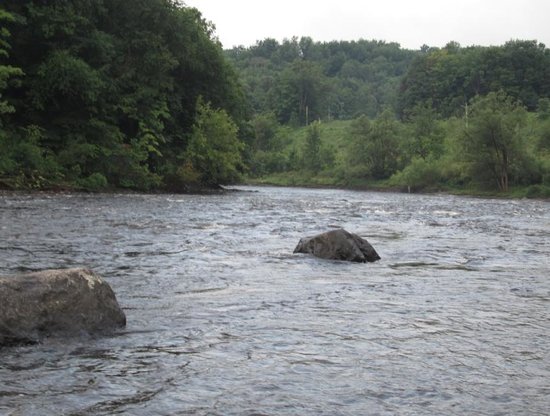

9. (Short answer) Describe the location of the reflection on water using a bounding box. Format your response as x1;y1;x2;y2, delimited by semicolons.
1;186;549;415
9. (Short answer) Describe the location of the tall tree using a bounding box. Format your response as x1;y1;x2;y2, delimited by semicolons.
0;8;22;118
1;7;25;183
461;91;529;191
274;59;328;125
347;110;402;179
183;99;244;187
303;121;321;172
402;103;444;160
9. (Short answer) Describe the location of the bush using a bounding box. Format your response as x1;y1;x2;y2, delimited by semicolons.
525;184;550;199
249;150;289;176
184;99;244;186
389;157;443;191
0;126;62;187
77;173;108;191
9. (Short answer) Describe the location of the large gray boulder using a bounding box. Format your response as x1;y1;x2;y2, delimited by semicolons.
0;268;126;346
294;229;381;263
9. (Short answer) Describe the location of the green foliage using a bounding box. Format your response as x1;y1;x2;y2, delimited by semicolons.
0;7;23;118
402;103;444;160
77;172;108;191
303;121;322;172
252;104;549;197
250;112;281;151
183;99;244;187
246;112;292;176
536;117;550;152
2;1;549;199
31;50;104;112
389;157;443;191
250;150;289;177
240;39;549;197
346;110;402;180
399;40;550;118
0;125;62;188
525;184;550;198
227;38;416;121
460;91;531;191
273;60;329;125
1;0;246;190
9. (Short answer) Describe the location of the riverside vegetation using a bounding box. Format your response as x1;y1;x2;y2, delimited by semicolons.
1;1;549;197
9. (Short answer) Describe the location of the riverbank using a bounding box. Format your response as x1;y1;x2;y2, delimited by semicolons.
244;173;550;200
2;174;549;200
0;176;239;195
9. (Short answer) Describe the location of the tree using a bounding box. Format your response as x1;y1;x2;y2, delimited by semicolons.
537;99;550;152
303;121;321;172
461;91;529;191
0;8;22;118
183;99;244;187
1;7;27;184
274;59;328;125
403;103;444;160
347;110;402;180
250;112;280;152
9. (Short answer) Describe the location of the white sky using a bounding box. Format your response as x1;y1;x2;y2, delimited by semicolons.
183;0;550;50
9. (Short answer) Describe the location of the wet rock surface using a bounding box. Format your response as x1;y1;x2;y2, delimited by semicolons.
0;268;126;346
294;229;381;262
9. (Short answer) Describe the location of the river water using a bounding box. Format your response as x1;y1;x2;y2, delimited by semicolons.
0;186;549;415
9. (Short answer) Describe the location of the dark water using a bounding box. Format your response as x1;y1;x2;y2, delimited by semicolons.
0;186;549;415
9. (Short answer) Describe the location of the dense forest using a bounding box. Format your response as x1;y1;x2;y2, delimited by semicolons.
226;37;417;122
1;1;549;196
0;0;246;191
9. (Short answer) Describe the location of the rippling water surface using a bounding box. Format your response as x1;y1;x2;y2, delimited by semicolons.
1;186;549;415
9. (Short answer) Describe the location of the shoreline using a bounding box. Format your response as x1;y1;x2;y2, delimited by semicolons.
241;178;550;201
1;180;549;201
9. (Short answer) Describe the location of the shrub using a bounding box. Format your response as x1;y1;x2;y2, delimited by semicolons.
77;173;108;191
389;157;443;191
525;184;550;199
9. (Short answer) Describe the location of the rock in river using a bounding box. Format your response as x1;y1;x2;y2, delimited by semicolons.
294;229;381;263
0;268;126;346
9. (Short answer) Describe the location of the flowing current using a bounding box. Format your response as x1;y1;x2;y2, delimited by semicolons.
0;186;549;415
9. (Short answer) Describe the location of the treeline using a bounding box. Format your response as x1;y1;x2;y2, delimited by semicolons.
234;38;550;196
0;0;246;191
226;37;416;123
228;38;550;123
248;92;550;196
399;41;550;117
1;1;549;196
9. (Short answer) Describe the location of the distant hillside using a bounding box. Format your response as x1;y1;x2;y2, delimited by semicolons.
232;38;550;197
226;37;417;123
227;37;550;122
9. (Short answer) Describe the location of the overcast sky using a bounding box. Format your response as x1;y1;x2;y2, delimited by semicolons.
184;0;550;50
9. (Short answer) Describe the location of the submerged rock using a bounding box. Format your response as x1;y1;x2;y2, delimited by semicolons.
0;268;126;346
294;229;381;263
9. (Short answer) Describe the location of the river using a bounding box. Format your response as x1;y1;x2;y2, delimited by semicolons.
0;186;549;415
